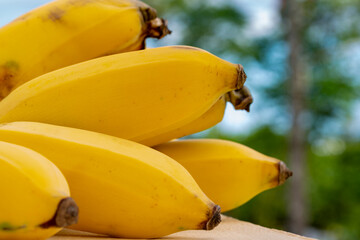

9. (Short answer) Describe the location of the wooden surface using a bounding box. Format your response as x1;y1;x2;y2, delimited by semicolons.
51;216;317;240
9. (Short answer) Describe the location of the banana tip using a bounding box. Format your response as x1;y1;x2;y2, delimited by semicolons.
236;64;247;89
278;161;293;185
148;18;172;39
205;205;221;230
40;197;79;229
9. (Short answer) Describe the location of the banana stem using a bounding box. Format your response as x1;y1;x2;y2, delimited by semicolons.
147;18;172;39
226;86;253;112
236;64;247;90
138;4;171;39
199;205;221;230
39;197;79;229
278;161;293;185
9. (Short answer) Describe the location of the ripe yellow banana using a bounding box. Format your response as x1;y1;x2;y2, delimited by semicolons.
0;46;247;147
0;141;78;240
0;0;170;100
143;96;226;146
0;122;221;238
142;87;253;146
153;139;293;212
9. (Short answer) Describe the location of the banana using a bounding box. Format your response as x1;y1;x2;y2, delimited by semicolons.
142;87;254;146
0;141;78;240
0;46;247;147
0;122;221;238
142;96;227;146
0;0;170;100
153;139;293;212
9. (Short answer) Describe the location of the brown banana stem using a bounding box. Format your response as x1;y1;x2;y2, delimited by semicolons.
138;4;171;39
226;86;253;112
139;5;158;22
199;205;221;230
39;197;79;229
147;18;171;39
236;64;247;90
278;161;293;185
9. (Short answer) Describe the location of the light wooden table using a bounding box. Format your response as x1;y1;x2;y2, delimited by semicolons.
51;216;317;240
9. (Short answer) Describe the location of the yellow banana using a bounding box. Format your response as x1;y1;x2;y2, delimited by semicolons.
142;87;254;146
143;95;226;146
0;141;78;240
0;0;170;99
0;46;247;147
153;139;292;212
0;122;221;238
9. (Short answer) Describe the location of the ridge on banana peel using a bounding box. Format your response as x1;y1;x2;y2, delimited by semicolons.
0;141;78;240
142;87;253;146
0;0;170;99
0;46;247;147
154;139;293;212
0;122;222;238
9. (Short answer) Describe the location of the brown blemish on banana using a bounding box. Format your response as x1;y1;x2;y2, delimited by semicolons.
0;61;19;100
198;205;221;230
48;7;65;22
39;197;78;228
278;161;293;185
0;222;26;231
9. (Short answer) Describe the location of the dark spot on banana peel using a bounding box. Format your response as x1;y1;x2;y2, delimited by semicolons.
0;61;19;100
48;7;65;22
0;222;26;231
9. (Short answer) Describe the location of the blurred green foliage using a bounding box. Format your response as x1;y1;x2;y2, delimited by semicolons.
144;0;360;239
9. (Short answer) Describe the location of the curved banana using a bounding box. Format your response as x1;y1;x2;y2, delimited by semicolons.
0;122;221;238
0;141;78;240
142;96;226;146
0;0;170;99
0;46;247;147
142;86;254;146
153;139;293;212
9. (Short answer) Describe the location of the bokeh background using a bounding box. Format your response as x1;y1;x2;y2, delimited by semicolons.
1;0;359;239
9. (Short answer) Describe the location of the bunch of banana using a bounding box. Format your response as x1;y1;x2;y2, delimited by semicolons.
0;46;247;147
154;139;293;212
0;141;78;240
0;0;293;238
0;122;221;238
0;0;170;99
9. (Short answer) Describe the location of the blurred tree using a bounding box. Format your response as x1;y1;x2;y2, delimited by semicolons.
282;0;308;234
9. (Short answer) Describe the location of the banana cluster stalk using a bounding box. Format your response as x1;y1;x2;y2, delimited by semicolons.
154;139;293;212
0;0;170;100
0;141;78;240
0;46;247;147
0;122;222;238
